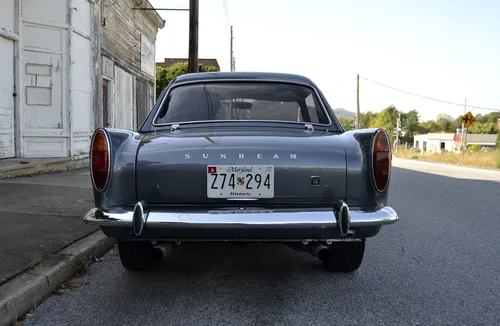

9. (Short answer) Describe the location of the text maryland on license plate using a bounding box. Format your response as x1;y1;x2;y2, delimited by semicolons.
207;165;275;198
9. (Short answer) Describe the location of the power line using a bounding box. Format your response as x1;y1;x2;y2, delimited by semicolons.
222;0;230;26
132;7;189;11
360;76;500;112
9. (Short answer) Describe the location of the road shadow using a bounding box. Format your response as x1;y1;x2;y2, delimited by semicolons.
151;242;327;274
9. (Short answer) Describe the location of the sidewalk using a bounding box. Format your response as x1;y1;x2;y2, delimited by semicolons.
0;157;89;179
0;168;97;285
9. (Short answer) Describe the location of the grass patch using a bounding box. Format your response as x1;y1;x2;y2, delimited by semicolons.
393;148;500;169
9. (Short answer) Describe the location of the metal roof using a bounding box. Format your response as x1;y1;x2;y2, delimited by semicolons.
458;133;497;145
427;133;457;141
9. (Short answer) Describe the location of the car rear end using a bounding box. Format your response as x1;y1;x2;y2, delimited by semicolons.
86;126;396;242
83;72;398;272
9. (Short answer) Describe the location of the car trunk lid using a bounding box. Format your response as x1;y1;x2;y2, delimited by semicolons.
136;129;347;207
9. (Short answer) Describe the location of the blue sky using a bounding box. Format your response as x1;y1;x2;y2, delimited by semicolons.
150;0;500;121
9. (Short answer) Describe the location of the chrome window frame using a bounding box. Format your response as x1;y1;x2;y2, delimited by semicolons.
151;79;334;128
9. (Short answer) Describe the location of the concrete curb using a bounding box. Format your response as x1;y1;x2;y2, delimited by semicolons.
0;231;116;326
0;157;89;179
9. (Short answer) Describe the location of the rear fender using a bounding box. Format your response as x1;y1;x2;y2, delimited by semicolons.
342;128;392;210
91;128;143;210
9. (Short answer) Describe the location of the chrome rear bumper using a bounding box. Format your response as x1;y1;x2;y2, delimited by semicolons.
83;203;398;241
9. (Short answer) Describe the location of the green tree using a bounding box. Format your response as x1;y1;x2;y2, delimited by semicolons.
468;121;498;134
435;113;456;132
156;62;219;99
401;109;420;143
155;66;169;99
476;113;488;124
359;111;377;129
337;116;354;131
450;116;462;132
369;105;399;144
417;120;439;133
476;112;500;124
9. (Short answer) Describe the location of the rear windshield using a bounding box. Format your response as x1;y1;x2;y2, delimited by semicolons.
154;82;331;125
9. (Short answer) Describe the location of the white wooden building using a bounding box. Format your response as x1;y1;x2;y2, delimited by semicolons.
0;0;164;159
413;133;459;153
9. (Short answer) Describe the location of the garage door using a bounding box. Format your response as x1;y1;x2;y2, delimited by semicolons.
0;36;15;158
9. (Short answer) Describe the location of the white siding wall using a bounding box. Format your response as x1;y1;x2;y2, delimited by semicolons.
140;35;155;77
21;0;68;157
426;139;455;152
413;135;427;150
1;0;155;159
0;0;17;158
70;0;93;156
113;66;135;130
1;0;16;34
414;136;456;153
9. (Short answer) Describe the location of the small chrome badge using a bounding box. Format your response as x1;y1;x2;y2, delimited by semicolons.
311;176;320;186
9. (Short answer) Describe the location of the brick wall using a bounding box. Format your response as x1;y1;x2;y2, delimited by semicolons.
100;0;163;83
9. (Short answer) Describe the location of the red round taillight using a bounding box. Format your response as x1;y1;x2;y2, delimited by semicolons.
91;129;110;191
372;130;391;192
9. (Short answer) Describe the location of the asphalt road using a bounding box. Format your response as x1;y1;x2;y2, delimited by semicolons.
21;160;500;326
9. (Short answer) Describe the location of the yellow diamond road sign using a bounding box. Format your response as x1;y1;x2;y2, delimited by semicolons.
461;111;476;128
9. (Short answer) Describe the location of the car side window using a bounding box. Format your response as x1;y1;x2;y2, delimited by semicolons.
155;85;211;124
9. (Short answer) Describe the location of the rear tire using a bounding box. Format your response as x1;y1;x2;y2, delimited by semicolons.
321;239;366;273
118;240;159;271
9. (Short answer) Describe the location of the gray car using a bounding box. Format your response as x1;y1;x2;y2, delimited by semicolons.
84;72;398;273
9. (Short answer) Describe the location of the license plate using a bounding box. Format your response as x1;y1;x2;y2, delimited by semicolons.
207;165;274;198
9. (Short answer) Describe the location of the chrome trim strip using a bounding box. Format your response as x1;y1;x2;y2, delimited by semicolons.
83;206;398;229
150;79;334;128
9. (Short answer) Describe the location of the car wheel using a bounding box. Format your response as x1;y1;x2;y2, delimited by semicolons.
320;239;366;273
118;240;160;271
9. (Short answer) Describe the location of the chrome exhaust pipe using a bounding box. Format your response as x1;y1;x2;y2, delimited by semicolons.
151;242;172;261
132;201;149;236
335;201;351;237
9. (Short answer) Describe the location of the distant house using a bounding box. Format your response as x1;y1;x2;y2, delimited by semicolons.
456;132;497;149
414;133;458;153
157;58;220;71
413;131;497;153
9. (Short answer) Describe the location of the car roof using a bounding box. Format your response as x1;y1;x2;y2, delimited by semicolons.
173;71;316;85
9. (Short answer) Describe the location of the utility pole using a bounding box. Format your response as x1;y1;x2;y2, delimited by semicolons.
395;111;401;149
356;74;360;129
460;98;467;158
230;25;234;71
187;0;199;73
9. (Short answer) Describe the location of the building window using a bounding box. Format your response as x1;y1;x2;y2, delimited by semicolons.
440;142;445;150
103;79;109;127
